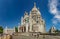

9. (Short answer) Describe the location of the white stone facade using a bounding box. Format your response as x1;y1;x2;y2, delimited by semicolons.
3;26;15;35
51;26;56;33
18;2;46;33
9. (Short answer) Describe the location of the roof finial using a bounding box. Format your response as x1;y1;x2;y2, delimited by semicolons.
34;2;36;7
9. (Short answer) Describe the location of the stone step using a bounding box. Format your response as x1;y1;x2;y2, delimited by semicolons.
12;35;36;39
12;35;60;39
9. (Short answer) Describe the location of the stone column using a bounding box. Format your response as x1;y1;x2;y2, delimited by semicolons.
26;23;28;32
37;24;40;32
18;23;20;32
23;27;24;32
14;27;15;32
40;25;45;33
21;17;23;25
30;24;32;32
29;17;32;32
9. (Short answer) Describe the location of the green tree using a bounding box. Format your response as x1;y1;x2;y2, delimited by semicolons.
0;26;3;34
55;29;60;33
49;29;51;33
15;26;18;32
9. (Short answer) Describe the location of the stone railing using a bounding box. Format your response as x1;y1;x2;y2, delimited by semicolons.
0;34;11;39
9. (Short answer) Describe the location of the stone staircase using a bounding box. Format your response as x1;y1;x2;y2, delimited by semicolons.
12;35;36;39
12;35;60;39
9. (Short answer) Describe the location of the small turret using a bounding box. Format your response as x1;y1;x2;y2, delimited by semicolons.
51;25;56;33
24;11;28;15
21;16;24;25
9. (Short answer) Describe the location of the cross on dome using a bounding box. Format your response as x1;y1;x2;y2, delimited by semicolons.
34;2;36;8
32;2;37;11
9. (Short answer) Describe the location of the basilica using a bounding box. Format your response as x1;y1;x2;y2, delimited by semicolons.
3;3;57;35
18;3;46;33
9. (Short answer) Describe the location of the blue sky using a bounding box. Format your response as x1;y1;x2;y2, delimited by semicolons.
0;0;60;31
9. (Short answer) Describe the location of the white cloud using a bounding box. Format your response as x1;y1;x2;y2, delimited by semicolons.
54;15;60;19
48;0;60;24
52;20;57;24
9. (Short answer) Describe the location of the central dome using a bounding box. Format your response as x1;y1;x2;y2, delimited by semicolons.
32;2;38;11
31;2;41;15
